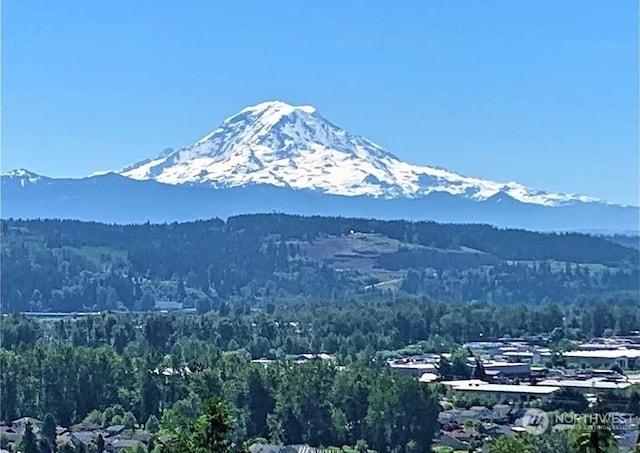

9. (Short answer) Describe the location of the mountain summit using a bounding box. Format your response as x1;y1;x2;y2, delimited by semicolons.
119;101;597;207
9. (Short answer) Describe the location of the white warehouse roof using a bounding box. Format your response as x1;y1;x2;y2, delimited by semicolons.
453;383;560;395
563;349;640;359
538;378;632;390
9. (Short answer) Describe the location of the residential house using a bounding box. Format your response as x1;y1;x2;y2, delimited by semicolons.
104;425;126;437
107;438;145;452
436;432;470;451
71;422;101;432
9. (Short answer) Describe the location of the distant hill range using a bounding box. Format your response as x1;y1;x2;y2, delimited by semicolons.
3;101;638;231
2;214;637;313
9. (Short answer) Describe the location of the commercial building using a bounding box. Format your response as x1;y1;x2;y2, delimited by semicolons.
453;383;560;399
388;355;440;377
537;377;632;392
450;382;560;399
562;348;640;370
480;361;531;378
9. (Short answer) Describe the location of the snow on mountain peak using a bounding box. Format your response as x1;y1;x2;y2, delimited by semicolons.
118;101;601;207
194;100;318;145
2;168;45;188
238;100;316;116
3;168;41;178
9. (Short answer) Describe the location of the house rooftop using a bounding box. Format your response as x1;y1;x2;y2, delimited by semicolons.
482;360;530;368
440;379;488;387
109;438;144;448
390;362;437;370
418;372;439;383
154;301;184;310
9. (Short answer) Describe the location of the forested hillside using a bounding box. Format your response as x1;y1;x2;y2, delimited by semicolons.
1;214;637;313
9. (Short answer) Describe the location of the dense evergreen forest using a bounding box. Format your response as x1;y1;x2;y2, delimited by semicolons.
2;297;638;452
2;215;638;313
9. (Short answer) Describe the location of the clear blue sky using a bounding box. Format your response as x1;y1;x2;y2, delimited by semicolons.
3;1;638;205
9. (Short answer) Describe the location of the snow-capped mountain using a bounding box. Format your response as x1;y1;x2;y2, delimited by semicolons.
3;101;638;231
119;101;599;207
2;169;51;191
3;168;46;185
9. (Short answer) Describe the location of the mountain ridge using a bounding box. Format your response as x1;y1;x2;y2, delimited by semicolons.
2;170;638;231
